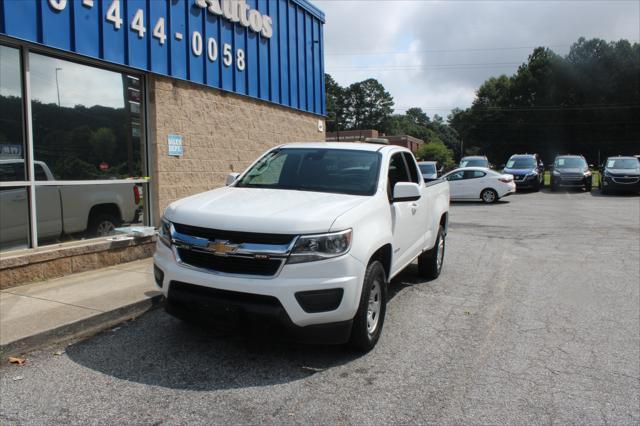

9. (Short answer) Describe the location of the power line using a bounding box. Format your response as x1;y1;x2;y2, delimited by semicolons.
328;61;522;69
392;104;640;112
326;44;571;56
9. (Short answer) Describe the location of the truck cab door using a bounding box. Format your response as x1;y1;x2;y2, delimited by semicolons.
387;153;424;275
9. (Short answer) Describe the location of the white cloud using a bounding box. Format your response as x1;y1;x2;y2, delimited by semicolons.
315;0;640;120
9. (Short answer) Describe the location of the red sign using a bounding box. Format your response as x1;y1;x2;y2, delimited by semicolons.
99;162;109;172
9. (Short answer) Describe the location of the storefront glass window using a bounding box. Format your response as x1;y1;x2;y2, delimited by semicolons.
0;186;30;251
0;45;26;179
35;183;146;247
29;53;144;181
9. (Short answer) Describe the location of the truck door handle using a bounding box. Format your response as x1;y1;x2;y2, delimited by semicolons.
411;202;418;214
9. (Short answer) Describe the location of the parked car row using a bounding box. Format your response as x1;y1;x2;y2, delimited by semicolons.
418;152;639;204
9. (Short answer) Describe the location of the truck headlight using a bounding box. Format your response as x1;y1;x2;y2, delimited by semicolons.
288;229;352;264
158;217;172;247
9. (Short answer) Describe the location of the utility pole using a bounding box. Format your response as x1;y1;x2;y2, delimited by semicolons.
55;67;62;106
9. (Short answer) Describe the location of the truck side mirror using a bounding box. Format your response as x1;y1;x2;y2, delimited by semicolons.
392;182;421;203
225;172;240;186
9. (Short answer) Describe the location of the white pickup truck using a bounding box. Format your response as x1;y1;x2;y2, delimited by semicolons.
154;142;449;351
0;160;142;250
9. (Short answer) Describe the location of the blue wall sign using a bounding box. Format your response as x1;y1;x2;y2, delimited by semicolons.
0;0;326;116
167;134;184;157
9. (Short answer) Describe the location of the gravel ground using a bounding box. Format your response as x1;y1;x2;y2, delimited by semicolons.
1;189;639;425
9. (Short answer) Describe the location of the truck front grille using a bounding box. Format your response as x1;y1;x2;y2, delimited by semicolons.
173;223;294;245
177;248;283;276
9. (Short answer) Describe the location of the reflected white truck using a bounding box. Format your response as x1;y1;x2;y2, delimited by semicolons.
154;142;449;351
0;160;141;250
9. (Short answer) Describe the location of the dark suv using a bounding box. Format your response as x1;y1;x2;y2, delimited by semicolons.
599;156;640;194
550;155;592;191
502;154;544;191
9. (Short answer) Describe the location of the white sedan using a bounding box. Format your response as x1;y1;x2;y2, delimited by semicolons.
443;167;516;203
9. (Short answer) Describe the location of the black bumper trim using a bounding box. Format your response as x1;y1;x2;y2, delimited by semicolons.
166;281;353;344
295;288;344;313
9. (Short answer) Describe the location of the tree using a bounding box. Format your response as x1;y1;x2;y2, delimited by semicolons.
325;73;346;132
343;78;394;130
416;141;455;170
449;38;640;165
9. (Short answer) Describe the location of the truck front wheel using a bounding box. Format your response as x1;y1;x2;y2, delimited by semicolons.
89;213;121;237
418;225;445;280
348;260;387;352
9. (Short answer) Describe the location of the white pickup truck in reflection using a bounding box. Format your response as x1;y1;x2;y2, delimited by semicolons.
0;160;142;250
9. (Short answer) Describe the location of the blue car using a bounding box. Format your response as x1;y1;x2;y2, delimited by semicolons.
502;154;545;191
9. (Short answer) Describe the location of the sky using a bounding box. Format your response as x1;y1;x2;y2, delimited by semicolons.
314;0;640;120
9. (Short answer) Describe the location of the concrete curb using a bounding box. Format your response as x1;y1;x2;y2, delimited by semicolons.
1;295;165;356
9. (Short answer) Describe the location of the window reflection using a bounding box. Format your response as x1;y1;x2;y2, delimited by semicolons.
0;186;30;251
0;45;26;179
35;182;146;246
29;53;144;181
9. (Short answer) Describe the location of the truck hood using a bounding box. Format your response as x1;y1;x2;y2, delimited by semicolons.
164;187;367;234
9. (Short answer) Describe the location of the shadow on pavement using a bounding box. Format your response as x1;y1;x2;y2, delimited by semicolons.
66;308;361;391
66;263;426;391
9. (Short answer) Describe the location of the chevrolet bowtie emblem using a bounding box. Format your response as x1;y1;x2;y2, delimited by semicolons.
206;240;239;256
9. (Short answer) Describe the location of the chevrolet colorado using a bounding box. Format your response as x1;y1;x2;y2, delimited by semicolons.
154;142;450;351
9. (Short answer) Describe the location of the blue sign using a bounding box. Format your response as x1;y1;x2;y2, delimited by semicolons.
0;0;326;116
168;134;184;157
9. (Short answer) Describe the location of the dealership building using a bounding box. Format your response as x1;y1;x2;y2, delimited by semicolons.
0;0;326;286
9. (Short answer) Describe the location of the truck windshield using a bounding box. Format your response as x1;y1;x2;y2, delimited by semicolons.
236;148;381;196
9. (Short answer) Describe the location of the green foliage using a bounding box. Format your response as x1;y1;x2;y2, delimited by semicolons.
324;75;394;132
449;38;640;165
324;76;462;157
416;141;455;170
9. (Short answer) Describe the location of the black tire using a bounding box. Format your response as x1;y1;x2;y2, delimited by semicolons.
88;213;121;237
348;261;387;352
480;188;498;203
418;225;446;280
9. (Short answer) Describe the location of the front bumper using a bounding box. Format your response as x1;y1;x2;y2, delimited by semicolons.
513;175;540;188
552;176;591;187
153;241;365;329
602;176;640;192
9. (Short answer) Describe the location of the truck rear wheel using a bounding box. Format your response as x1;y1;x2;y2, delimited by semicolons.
348;260;387;352
418;225;445;280
89;213;121;237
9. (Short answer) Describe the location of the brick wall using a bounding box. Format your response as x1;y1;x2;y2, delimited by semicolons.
148;76;325;221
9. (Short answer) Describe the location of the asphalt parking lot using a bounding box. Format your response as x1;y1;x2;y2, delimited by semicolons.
1;189;639;424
